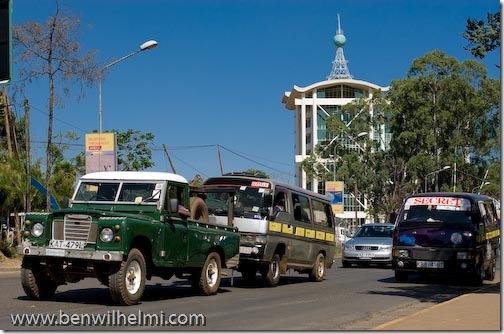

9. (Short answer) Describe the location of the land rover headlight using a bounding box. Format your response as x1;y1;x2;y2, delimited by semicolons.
31;223;44;237
100;228;114;243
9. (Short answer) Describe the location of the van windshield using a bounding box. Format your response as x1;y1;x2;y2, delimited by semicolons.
206;187;269;220
399;196;474;225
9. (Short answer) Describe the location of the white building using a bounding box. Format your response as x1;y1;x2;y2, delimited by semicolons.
282;16;390;226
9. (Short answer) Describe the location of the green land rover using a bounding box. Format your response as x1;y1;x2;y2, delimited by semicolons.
17;171;240;305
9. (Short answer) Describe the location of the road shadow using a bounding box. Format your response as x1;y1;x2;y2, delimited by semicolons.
16;280;231;306
367;276;500;303
219;274;312;289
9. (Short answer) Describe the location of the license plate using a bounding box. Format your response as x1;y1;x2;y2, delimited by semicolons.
240;246;253;254
359;252;374;259
416;260;444;269
49;239;85;250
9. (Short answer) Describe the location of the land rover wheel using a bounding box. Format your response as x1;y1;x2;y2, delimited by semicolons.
261;254;281;287
309;253;326;282
21;258;57;300
394;270;408;282
108;248;146;305
193;252;222;295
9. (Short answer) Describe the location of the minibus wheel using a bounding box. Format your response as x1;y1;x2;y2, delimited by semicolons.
261;254;280;287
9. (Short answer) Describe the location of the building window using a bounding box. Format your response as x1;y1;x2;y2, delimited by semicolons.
316;85;364;99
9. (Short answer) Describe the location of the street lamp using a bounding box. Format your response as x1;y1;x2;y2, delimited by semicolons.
98;40;158;133
424;165;451;193
473;182;490;194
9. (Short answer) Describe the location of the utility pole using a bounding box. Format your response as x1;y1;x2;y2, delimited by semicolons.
24;98;31;212
162;144;177;174
217;144;224;175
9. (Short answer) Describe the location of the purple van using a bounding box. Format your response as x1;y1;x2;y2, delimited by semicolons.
392;193;499;284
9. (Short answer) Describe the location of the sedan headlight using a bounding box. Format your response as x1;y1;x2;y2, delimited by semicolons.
344;244;354;251
381;245;392;250
100;228;114;243
31;223;44;237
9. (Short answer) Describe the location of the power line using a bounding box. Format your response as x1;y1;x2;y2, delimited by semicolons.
219;145;295;177
169;151;208;177
29;104;88;133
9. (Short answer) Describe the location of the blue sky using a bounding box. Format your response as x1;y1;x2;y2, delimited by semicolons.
10;0;500;183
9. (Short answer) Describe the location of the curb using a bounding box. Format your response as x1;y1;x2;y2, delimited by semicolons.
373;283;496;330
0;267;20;273
373;293;467;330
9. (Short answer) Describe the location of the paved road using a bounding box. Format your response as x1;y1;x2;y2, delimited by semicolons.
0;261;499;330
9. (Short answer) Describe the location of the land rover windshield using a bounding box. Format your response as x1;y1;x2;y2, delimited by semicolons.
398;196;474;226
74;181;161;204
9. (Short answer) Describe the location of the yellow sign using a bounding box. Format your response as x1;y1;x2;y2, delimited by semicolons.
325;181;344;214
85;133;116;152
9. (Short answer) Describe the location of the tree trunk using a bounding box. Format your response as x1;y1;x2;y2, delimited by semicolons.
46;73;55;211
24;98;31;213
14;211;21;246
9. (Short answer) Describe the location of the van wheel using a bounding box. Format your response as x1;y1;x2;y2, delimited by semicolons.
193;252;221;295
190;197;209;223
485;260;496;281
469;262;485;286
394;270;408;282
108;248;146;305
261;254;281;287
309;253;326;282
21;258;57;300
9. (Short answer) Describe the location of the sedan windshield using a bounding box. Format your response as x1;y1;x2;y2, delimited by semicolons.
354;225;393;238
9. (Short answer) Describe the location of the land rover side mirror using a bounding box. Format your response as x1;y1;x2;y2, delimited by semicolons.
275;211;290;223
169;198;179;213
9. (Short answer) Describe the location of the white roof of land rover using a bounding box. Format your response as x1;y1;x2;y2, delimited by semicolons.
81;171;188;184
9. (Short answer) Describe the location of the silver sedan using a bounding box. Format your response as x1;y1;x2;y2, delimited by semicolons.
342;223;394;267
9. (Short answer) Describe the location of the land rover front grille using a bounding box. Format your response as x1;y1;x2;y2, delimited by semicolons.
52;214;97;244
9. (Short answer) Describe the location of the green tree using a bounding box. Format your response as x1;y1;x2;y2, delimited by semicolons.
13;4;97;210
464;12;500;60
243;168;270;178
388;50;499;195
114;129;155;171
189;174;205;188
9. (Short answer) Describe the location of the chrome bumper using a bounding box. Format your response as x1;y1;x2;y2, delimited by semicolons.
17;245;124;262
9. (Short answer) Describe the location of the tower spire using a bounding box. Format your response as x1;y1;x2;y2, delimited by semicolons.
327;14;352;80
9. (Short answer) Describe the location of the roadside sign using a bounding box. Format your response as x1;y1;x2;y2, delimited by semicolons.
85;133;117;173
326;181;344;214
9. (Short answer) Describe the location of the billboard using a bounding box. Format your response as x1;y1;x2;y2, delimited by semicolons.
325;181;344;214
85;133;117;174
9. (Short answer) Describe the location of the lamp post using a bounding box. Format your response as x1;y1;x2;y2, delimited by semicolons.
98;40;158;133
424;165;451;193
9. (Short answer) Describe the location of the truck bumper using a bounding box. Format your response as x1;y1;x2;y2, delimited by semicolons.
17;245;124;262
